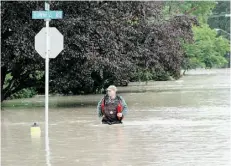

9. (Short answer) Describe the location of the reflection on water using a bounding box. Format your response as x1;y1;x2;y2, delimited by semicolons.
45;127;51;166
1;69;230;166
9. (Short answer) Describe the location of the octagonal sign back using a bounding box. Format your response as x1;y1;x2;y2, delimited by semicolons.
35;27;64;58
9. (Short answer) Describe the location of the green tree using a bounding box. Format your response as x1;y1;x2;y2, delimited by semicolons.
208;1;230;32
208;1;230;39
183;24;229;71
163;1;216;23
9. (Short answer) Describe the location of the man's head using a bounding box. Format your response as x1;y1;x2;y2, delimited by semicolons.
107;85;117;98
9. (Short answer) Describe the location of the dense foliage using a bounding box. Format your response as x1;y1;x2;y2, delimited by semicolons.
208;1;230;35
1;1;228;101
183;24;229;71
1;2;44;101
162;1;230;72
163;1;216;23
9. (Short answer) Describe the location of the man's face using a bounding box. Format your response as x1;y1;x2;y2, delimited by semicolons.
107;89;116;97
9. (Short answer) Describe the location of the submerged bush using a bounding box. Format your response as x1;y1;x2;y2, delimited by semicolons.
9;88;37;100
131;68;171;82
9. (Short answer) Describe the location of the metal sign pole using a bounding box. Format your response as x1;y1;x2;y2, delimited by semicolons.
32;2;63;146
45;2;51;166
32;3;63;164
45;0;50;151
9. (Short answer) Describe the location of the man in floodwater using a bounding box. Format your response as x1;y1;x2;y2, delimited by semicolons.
97;85;128;125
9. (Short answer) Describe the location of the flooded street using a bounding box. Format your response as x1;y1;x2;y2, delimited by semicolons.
1;69;230;166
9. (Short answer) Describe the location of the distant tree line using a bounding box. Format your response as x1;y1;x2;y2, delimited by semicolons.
1;1;229;101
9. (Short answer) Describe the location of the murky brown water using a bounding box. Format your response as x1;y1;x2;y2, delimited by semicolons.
1;69;230;166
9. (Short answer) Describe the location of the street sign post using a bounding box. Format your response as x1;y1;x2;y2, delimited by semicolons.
32;2;63;160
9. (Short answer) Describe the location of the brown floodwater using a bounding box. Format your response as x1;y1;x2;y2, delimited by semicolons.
1;69;230;166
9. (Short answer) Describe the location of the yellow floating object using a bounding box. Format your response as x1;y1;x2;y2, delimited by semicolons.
30;123;41;138
31;126;41;133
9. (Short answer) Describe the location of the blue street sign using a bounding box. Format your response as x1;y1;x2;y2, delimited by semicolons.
32;11;63;19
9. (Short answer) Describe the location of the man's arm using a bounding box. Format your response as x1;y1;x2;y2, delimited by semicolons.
97;98;104;117
119;96;128;115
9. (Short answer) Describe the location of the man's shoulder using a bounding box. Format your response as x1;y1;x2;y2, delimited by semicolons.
117;95;125;100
